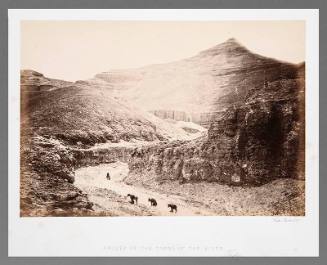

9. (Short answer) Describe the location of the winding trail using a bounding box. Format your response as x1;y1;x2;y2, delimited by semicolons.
74;162;215;216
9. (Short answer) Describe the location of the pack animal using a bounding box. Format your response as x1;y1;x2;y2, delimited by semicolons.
127;194;138;204
148;198;157;206
168;204;177;213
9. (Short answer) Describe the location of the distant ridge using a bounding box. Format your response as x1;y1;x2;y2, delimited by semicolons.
86;38;301;115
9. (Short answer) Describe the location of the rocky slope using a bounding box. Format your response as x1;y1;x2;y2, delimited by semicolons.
20;70;204;216
86;38;298;125
126;42;305;187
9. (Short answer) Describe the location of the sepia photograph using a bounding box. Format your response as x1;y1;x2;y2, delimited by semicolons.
19;20;306;217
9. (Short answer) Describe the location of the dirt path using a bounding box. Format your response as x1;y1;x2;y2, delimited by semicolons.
74;162;215;216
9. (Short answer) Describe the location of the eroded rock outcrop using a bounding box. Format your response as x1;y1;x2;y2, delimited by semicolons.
149;110;226;128
127;59;305;186
20;136;94;216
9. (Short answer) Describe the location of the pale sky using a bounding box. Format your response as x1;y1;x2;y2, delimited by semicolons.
21;21;305;81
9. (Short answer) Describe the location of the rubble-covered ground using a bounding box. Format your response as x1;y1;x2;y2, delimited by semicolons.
124;174;305;216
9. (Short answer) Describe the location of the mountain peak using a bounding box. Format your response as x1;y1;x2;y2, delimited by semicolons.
225;37;238;43
199;38;249;57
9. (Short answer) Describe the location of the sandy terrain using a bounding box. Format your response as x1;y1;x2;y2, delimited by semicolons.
74;162;215;216
74;161;304;216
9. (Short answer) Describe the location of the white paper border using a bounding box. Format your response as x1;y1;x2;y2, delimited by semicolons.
8;9;319;257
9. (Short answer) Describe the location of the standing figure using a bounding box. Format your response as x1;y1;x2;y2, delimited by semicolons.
106;172;110;180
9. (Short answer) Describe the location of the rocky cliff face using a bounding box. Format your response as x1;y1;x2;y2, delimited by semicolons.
150;110;191;122
20;136;94;216
20;134;140;216
126;52;305;186
149;110;225;128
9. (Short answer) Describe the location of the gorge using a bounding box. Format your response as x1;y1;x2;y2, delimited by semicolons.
20;38;305;216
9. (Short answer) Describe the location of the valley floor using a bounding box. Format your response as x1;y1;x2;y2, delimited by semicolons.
74;162;215;216
74;162;305;217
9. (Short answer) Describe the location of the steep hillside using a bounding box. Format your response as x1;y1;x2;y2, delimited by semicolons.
21;70;202;147
20;70;204;216
126;41;305;186
87;39;292;122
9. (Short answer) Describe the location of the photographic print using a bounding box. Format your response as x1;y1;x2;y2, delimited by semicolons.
19;20;306;217
9;9;319;257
